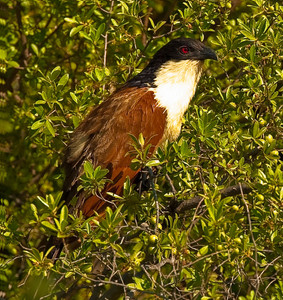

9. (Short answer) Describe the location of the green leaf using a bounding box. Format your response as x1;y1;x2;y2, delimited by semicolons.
83;161;94;176
155;20;166;32
49;116;66;122
7;61;20;68
31;44;39;56
138;133;145;147
45;120;55;137
226;86;232;101
111;243;126;258
257;16;269;38
37;196;49;208
30;204;39;221
250;44;256;63
256;127;267;139
112;204;124;221
31;120;44;130
119;1;128;12
64;17;78;24
145;159;162;167
72;115;80;128
70;92;78;103
241;30;256;41
0;49;7;60
111;18;118;27
58;74;69;87
44;246;55;258
50;66;61;81
205;200;216;222
95;23;105;41
30;203;37;214
149;17;155;29
199;245;209;256
109;233;119;243
94;168;109;180
54;218;61;231
40;91;48;101
132;277;145;290
65;272;74;278
206;138;217;150
252;121;259;138
60;205;68;225
25;248;42;261
95;68;104;81
70;25;84;37
41;221;57;232
34;100;46;105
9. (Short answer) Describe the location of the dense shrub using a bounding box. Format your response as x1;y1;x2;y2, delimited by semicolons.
1;0;282;299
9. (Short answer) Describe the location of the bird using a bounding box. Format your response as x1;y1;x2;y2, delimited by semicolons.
62;37;217;218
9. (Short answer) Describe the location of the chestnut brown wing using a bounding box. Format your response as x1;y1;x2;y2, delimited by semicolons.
63;87;167;217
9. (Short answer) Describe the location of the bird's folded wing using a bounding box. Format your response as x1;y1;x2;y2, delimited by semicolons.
62;86;167;217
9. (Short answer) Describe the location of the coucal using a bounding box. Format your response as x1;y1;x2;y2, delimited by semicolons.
63;37;217;218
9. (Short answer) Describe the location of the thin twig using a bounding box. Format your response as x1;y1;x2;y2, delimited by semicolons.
166;173;177;195
259;255;281;282
141;7;153;46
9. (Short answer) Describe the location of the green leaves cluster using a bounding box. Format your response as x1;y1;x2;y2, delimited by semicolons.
78;161;110;195
1;0;282;299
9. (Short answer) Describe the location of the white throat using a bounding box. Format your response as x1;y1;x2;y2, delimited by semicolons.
150;59;203;141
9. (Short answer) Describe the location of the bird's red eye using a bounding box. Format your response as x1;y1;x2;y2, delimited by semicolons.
179;46;189;54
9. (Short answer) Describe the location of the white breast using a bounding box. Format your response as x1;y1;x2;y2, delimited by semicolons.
150;59;203;141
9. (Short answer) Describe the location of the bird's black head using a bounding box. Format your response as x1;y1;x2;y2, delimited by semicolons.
126;38;217;88
153;38;217;62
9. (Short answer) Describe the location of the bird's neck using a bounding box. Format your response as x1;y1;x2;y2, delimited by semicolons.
150;59;203;141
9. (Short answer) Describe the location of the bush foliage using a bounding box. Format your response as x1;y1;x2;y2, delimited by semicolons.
1;0;282;299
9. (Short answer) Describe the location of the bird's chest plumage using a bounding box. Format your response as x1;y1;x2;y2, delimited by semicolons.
150;59;203;142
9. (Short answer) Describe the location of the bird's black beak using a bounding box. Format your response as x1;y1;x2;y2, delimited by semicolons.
201;46;217;61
